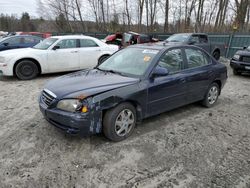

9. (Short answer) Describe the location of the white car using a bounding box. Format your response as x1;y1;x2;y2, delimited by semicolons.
0;35;119;80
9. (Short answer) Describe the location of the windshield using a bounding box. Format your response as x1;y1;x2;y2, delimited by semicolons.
98;47;159;77
33;38;58;50
166;34;190;42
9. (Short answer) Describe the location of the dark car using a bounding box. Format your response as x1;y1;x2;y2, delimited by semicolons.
230;46;250;75
0;35;42;51
165;33;226;60
39;44;227;141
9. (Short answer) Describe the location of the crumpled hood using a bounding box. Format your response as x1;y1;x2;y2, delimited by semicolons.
44;69;139;99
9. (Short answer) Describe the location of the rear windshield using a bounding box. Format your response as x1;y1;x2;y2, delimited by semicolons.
166;34;190;42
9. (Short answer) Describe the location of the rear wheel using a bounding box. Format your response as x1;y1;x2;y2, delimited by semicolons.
202;83;220;108
15;60;39;80
103;102;136;142
212;50;220;60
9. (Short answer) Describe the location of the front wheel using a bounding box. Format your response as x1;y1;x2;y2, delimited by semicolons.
15;60;39;80
202;83;220;108
103;102;136;142
212;51;220;60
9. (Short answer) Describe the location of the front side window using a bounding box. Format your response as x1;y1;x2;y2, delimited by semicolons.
157;48;183;73
185;48;210;68
4;37;20;45
98;48;159;76
80;39;98;47
56;39;77;49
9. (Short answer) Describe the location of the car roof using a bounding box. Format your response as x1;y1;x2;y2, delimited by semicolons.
51;35;97;40
128;42;209;52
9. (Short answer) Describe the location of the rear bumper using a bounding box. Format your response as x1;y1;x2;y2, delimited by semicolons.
39;102;93;136
230;60;250;72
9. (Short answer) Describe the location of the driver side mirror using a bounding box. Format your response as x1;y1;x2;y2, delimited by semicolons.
151;66;169;78
3;42;9;46
52;45;60;50
243;46;247;50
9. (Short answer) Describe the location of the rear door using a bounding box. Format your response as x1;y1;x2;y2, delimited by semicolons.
47;39;80;72
78;38;102;69
182;47;214;102
147;48;188;116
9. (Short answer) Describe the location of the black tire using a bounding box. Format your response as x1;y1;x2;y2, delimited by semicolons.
103;102;136;142
233;69;240;75
98;55;110;65
15;60;39;80
212;50;220;60
202;83;220;108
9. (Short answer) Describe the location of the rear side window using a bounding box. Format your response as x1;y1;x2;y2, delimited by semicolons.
80;39;99;47
23;37;40;43
199;35;208;43
185;48;210;68
158;48;183;73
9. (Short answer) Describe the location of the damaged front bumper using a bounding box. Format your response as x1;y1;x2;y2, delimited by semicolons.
39;98;102;137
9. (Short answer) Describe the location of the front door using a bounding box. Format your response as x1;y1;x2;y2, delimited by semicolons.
47;39;80;72
147;48;188;116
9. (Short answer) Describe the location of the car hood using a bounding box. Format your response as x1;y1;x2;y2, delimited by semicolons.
235;49;250;56
44;69;139;99
0;47;40;56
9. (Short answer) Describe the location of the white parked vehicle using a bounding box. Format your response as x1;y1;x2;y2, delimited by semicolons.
0;35;119;80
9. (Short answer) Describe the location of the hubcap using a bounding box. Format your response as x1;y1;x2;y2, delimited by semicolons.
115;109;134;137
21;65;33;76
208;86;218;104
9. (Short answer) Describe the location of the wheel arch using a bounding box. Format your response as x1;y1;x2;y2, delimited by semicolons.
212;80;222;94
13;58;41;76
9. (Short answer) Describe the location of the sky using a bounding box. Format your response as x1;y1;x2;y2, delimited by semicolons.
0;0;38;17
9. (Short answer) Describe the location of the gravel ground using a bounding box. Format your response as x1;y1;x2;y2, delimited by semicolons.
0;59;249;188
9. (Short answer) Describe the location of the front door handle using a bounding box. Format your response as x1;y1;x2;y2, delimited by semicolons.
70;51;78;53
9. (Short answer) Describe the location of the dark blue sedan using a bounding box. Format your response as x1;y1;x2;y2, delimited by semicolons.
0;35;42;51
39;43;227;141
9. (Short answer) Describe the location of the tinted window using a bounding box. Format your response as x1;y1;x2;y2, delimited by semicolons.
4;37;20;45
199;35;208;43
80;39;98;47
56;39;77;49
185;48;210;68
158;49;183;73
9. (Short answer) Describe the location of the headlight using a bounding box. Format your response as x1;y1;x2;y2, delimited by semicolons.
57;99;84;112
233;54;240;60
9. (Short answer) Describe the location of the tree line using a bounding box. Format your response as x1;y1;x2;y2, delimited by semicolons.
0;0;249;34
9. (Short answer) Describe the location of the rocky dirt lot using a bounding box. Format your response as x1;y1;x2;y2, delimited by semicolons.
0;59;250;188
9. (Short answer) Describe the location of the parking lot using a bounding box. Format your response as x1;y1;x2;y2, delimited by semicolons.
0;59;249;187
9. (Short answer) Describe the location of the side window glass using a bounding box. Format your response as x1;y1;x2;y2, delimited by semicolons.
190;36;200;44
5;37;20;45
24;37;37;43
185;48;210;68
158;49;183;74
80;39;99;47
199;35;208;43
56;39;77;49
